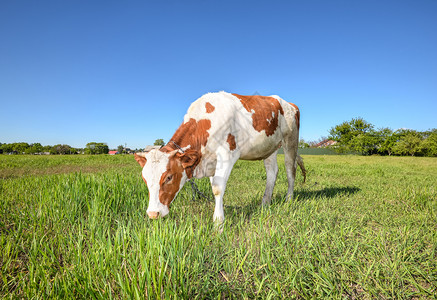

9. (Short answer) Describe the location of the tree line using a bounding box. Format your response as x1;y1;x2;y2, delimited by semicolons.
0;139;167;155
0;142;112;155
327;118;437;156
3;128;436;157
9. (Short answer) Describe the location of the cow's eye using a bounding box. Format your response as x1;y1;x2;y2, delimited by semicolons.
165;174;173;183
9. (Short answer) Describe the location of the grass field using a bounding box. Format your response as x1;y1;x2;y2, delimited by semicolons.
1;154;436;299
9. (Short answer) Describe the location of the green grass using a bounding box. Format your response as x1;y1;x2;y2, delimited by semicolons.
0;155;133;179
1;154;436;298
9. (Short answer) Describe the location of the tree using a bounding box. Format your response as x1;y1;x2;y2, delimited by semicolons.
98;143;109;154
85;142;109;154
154;139;165;146
43;145;52;153
1;143;13;153
421;129;437;157
117;145;124;154
25;143;43;154
329;118;374;154
12;143;30;154
51;144;72;155
298;139;310;148
349;132;379;155
376;128;396;155
392;130;423;156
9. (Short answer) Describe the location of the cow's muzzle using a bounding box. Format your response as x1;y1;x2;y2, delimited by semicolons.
147;211;160;219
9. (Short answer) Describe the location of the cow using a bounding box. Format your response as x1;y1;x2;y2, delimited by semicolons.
134;91;303;223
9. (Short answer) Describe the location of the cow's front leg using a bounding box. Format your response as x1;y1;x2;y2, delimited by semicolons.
210;151;239;225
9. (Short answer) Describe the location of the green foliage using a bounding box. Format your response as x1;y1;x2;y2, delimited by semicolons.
43;145;52;152
85;142;109;155
0;142;45;154
1;144;11;153
350;131;379;155
329;117;375;154
330;118;437;156
377;128;396;155
117;145;124;154
392;130;423;156
154;139;165;146
0;142;30;154
51;144;73;155
298;139;310;148
24;143;43;154
1;155;436;298
421;129;437;157
0;143;98;155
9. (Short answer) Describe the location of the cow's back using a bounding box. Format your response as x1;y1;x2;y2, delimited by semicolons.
184;91;298;160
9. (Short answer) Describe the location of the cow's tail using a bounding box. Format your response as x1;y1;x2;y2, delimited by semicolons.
295;154;306;183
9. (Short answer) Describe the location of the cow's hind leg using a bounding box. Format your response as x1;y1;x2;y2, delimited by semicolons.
283;134;299;201
262;150;279;206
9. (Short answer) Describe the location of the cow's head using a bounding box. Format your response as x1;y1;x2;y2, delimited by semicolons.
134;148;199;219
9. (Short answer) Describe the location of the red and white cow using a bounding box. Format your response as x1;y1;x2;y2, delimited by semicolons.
135;91;302;223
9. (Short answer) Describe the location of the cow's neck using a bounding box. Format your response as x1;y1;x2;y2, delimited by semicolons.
161;117;211;155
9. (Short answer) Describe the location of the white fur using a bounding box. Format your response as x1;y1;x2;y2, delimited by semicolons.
142;149;171;217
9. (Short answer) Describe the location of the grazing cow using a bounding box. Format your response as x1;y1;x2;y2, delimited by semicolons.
135;91;303;223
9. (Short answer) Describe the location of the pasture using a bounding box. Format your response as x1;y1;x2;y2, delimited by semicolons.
1;154;436;298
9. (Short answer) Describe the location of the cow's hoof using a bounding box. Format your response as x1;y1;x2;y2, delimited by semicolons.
213;218;224;233
261;200;271;206
214;223;224;233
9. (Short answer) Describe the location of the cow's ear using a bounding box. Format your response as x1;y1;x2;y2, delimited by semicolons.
134;153;147;168
177;150;199;175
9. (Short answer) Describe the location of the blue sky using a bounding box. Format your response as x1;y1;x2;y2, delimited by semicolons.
1;0;436;149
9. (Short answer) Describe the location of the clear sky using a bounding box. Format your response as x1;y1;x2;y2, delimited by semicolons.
1;0;436;149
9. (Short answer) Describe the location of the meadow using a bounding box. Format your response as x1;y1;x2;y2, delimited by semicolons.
1;154;436;299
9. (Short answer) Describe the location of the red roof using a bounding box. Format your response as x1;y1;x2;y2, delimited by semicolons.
108;150;118;155
314;139;337;148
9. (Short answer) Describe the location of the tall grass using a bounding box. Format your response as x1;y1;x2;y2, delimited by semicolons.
1;155;436;298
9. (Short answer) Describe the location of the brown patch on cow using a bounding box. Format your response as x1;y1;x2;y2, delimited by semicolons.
134;153;147;168
157;149;201;206
162;118;211;152
205;102;215;113
212;185;221;196
232;94;284;136
155;118;211;206
176;149;200;178
158;152;184;206
161;118;211;175
227;133;236;151
289;102;300;130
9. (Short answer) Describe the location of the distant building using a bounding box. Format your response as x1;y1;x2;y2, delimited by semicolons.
108;150;119;155
34;152;50;155
314;139;337;148
123;147;135;154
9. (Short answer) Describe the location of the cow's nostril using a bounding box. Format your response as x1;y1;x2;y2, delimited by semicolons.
147;211;160;219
